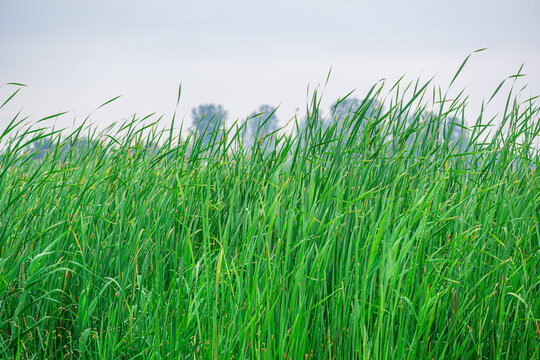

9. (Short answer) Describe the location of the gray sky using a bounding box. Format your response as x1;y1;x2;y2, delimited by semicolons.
1;0;539;132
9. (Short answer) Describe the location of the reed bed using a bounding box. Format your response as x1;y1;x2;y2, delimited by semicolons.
0;69;539;359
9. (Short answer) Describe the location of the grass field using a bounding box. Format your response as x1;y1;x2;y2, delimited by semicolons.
1;70;539;359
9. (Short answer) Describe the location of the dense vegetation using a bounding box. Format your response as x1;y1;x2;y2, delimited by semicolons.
1;70;539;359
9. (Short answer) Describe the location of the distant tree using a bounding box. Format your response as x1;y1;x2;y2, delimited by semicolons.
405;112;469;153
27;136;101;161
331;97;361;122
246;104;279;138
29;137;56;161
328;97;383;135
191;104;228;144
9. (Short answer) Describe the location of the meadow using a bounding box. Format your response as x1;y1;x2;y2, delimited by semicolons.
0;68;539;359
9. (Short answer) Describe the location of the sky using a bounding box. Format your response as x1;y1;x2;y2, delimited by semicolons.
1;0;539;135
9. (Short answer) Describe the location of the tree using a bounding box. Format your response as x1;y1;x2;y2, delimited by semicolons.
405;111;469;153
331;97;361;122
27;136;102;161
246;104;279;139
191;103;228;144
328;97;383;135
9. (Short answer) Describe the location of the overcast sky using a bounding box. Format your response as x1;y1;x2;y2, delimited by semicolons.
1;0;539;133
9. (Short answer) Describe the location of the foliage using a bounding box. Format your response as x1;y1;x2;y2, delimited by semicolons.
246;104;280;139
191;103;228;144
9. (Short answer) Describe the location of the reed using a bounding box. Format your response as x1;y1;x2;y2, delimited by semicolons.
0;65;538;359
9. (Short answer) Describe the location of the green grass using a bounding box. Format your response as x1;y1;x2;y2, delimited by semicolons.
0;70;539;359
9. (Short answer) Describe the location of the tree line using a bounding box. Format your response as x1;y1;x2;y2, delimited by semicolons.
25;97;470;158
